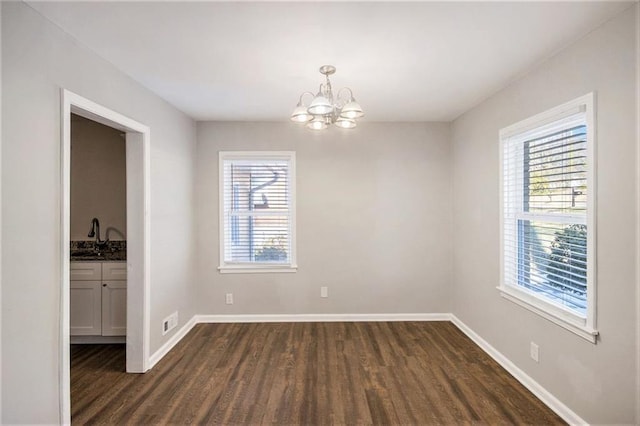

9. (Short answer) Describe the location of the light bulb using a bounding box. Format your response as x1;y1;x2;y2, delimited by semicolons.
307;119;327;130
340;100;364;119
290;105;312;123
335;118;357;129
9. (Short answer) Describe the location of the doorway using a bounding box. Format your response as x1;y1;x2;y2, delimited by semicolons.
70;112;127;336
60;90;151;424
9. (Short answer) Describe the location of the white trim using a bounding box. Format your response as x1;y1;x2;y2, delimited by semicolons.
585;93;597;333
514;211;587;225
195;313;452;323
450;315;588;426
636;4;640;422
70;336;126;344
125;130;152;373
60;91;72;426
218;265;298;274
498;286;597;343
219;151;295;161
228;210;291;218
145;312;584;425
146;313;450;381
60;90;151;425
148;316;198;369
499;93;597;342
144;313;450;387
0;3;3;420
499;103;585;140
218;151;297;272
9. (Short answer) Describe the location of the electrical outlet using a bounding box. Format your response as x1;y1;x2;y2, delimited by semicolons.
162;311;178;335
225;293;234;305
320;286;328;298
530;342;539;363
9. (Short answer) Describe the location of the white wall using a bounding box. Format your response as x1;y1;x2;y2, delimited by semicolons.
451;6;638;424
1;2;197;423
196;122;452;316
71;114;127;241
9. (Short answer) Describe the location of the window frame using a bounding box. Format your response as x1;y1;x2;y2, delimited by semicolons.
498;93;598;343
218;151;297;274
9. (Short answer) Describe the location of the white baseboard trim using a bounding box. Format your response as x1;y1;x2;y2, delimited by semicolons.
148;315;198;369
194;313;451;323
70;335;125;344
145;312;584;425
450;315;587;426
146;313;448;370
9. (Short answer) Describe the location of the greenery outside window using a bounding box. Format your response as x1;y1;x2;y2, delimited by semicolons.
499;94;597;342
219;151;297;273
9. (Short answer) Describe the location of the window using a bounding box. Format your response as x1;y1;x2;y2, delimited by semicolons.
219;151;296;273
499;94;597;342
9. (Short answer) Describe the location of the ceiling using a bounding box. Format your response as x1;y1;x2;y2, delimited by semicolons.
28;1;633;122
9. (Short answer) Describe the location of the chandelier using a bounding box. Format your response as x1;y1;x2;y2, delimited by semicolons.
290;65;364;130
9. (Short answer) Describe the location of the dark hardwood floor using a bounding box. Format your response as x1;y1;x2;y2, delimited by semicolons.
71;322;564;425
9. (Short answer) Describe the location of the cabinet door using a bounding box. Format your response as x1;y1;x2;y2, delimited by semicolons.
70;281;102;336
70;262;101;281
102;281;127;336
103;262;127;280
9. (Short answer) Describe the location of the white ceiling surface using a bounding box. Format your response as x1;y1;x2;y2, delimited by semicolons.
28;1;632;122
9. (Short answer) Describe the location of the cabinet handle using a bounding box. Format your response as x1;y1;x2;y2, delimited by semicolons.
102;283;107;287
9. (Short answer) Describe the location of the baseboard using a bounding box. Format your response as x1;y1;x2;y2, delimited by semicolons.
70;335;126;344
450;315;587;425
146;313;448;370
145;311;584;425
148;315;197;369
194;313;452;323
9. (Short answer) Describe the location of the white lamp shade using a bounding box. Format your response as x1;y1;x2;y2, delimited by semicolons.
308;94;333;115
307;119;328;130
340;100;364;119
335;118;357;129
290;105;313;123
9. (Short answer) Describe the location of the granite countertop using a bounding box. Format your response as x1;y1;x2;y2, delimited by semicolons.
70;240;126;262
70;250;127;262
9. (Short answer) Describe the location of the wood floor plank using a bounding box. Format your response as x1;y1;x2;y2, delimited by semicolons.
71;321;565;425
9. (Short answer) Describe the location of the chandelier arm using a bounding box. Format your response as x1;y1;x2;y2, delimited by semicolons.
336;87;355;109
298;91;315;106
337;87;354;101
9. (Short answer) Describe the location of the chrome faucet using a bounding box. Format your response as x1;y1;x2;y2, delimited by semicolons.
88;217;109;249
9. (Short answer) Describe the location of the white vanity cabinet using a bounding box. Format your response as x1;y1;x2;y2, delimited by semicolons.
101;263;127;336
70;262;127;337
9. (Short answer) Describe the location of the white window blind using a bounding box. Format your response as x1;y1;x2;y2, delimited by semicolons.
219;152;296;272
500;94;596;341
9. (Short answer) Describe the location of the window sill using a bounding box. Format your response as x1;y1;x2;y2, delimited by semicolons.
218;265;298;274
497;285;598;344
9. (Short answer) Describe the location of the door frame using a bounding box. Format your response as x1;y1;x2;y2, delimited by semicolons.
60;89;151;424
